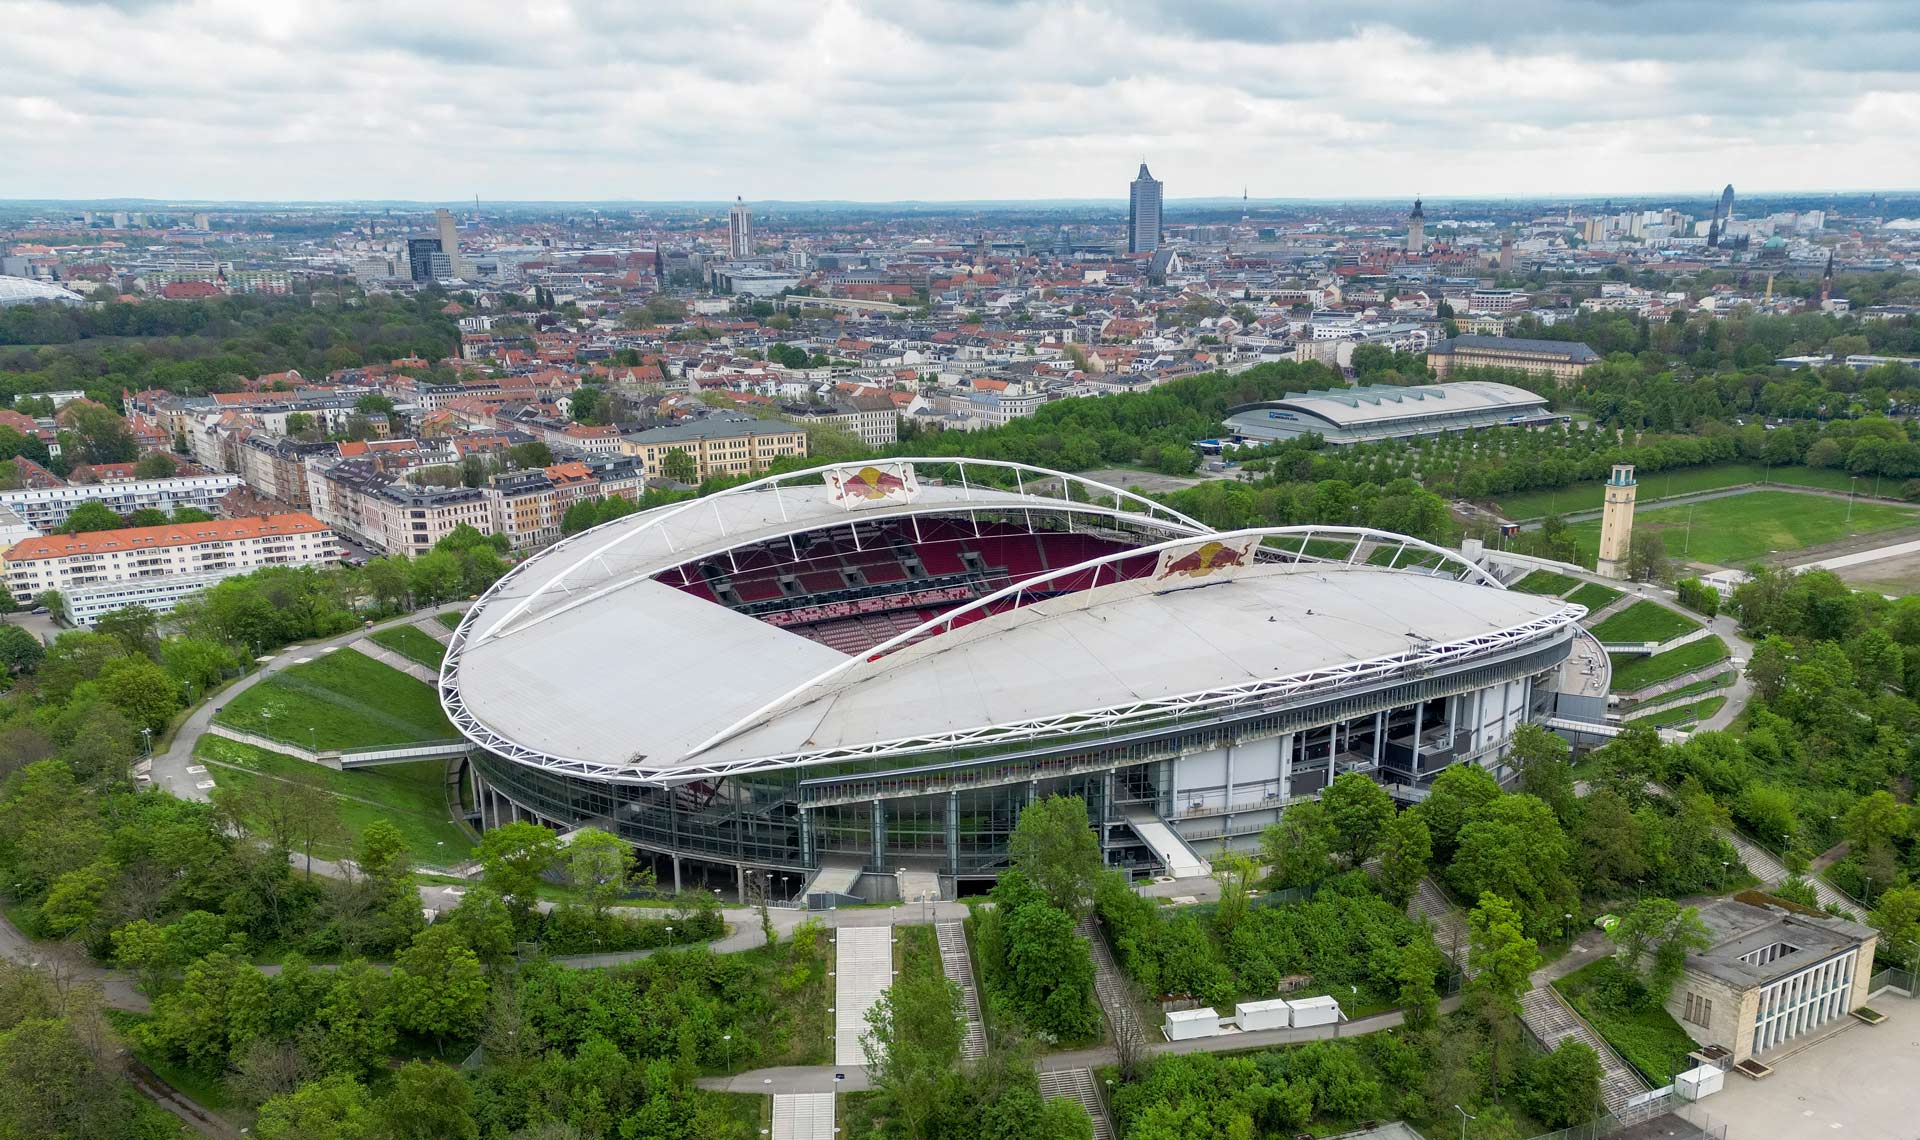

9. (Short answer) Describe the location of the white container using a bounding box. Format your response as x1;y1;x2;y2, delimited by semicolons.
1675;1065;1724;1101
1235;999;1292;1031
1162;1006;1221;1041
1286;995;1341;1027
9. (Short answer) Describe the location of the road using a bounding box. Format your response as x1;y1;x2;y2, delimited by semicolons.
147;603;471;803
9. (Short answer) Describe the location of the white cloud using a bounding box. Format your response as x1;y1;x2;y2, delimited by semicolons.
0;0;1914;200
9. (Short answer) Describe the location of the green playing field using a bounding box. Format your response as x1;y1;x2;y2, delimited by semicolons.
1567;490;1918;569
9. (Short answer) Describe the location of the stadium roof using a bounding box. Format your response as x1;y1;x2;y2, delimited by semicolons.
445;462;1583;782
0;276;85;307
1226;380;1547;430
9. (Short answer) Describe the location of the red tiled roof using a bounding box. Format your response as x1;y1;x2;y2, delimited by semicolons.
4;513;330;562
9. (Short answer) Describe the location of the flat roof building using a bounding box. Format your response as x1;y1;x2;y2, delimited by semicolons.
1223;380;1553;445
1427;334;1600;383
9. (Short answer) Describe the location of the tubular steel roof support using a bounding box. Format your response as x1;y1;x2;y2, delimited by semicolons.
468;457;1209;646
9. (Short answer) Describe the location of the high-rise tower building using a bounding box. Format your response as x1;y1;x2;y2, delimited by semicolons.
728;197;753;259
1407;198;1426;255
434;208;463;278
1127;163;1163;254
406;237;443;283
1595;464;1638;580
1708;184;1735;248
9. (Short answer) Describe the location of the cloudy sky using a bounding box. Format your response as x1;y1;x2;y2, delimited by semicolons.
3;0;1917;203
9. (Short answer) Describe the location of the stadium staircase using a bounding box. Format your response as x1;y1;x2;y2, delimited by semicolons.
1036;1068;1115;1140
413;618;454;644
1076;914;1146;1048
1122;809;1211;878
1407;876;1476;979
1518;985;1649;1115
833;925;892;1066
770;1092;834;1140
347;641;438;684
935;921;988;1061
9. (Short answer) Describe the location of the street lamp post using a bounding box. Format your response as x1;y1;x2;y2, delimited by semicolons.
723;1033;733;1075
1453;1104;1475;1140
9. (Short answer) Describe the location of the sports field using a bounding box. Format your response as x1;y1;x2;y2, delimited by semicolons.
1567;490;1919;569
1492;463;1864;521
212;648;460;750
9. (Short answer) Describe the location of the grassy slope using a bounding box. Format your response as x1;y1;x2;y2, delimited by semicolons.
1566;582;1624;612
1630;695;1728;728
1511;569;1581;596
195;735;472;867
1589;600;1700;644
1610;636;1730;693
212;649;458;750
1492;463;1866;520
436;611;464;630
1568;490;1917;569
1553;959;1700;1085
368;625;447;670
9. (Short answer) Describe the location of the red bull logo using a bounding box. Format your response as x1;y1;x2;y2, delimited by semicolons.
837;465;910;501
1157;539;1249;580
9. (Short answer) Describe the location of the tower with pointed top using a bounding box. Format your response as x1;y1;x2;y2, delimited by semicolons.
1596;464;1638;580
1406;198;1426;255
1128;163;1163;254
728;196;753;259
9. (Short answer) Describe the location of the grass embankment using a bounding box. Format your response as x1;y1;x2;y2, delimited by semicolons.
1568;490;1918;569
1610;635;1730;693
1511;569;1581;596
105;1010;247;1123
1492;463;1868;521
1589;600;1700;644
212;649;459;750
194;735;472;867
1630;696;1728;728
368;624;448;670
1566;582;1624;612
1552;959;1700;1085
1622;672;1734;711
436;611;465;630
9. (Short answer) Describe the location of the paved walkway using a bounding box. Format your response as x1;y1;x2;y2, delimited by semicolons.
344;639;438;684
770;1092;833;1140
833;925;892;1065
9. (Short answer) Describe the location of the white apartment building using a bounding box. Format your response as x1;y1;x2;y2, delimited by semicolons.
307;460;494;556
0;472;242;531
1;513;337;625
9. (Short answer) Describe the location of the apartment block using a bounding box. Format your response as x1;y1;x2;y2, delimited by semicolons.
619;415;808;482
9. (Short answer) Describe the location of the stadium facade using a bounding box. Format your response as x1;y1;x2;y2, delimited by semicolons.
442;459;1608;901
1223;380;1555;446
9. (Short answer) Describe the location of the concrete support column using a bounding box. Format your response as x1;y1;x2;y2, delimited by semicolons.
736;863;747;904
672;853;683;894
1411;702;1424;775
870;800;885;872
945;792;959;875
1223;743;1235;813
1278;732;1293;798
798;808;813;868
1372;711;1385;765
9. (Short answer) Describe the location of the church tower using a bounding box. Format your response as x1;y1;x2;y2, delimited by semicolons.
1407;198;1426;255
1595;464;1638;580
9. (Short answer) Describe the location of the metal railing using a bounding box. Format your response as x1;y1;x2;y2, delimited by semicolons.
1868;966;1917;996
1519;1094;1727;1140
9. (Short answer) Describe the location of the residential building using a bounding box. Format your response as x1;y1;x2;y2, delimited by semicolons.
485;456;645;550
728;197;753;259
308;461;494;556
776;396;900;448
1;513;336;625
1667;896;1877;1066
1128;163;1163;254
236;435;340;508
1426;334;1600;383
0;472;242;531
619;415;808;481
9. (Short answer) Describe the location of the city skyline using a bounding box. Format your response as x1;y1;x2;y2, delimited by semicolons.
5;0;1920;202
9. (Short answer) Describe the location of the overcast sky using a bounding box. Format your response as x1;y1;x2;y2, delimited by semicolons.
4;0;1917;203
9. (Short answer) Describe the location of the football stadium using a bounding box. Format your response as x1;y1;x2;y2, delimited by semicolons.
441;458;1609;901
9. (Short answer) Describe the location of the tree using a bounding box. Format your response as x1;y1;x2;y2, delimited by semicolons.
364;556;413;612
1467;892;1540;1014
507;440;553;469
1450;793;1577;938
1574;788;1647;898
1261;801;1335;889
863;961;963;1140
1509;722;1577;824
561;826;631;915
1007;795;1102;916
0;626;43;675
58;403;138;464
1376;809;1431;907
1868;886;1920;973
1608;898;1712;1004
391;925;489;1049
660;447;698;484
476;821;559;920
256;1072;377;1140
1524;1040;1603;1128
172;505;215;523
1321;771;1394;865
355;393;398;416
56;501;123;534
133;451;178;479
1000;896;1099;1040
92;604;160;658
94;654;178;733
1417;762;1502;860
377;1061;477;1140
1626;529;1669;582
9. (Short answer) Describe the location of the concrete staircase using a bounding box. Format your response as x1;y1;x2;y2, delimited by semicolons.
770;1092;834;1140
1037;1067;1114;1140
935;921;987;1061
1076;915;1145;1045
1408;876;1475;978
414;618;455;644
1518;985;1649;1115
1722;829;1859;917
346;641;438;684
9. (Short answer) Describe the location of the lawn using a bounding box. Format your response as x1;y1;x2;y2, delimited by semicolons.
436;611;465;630
1492;463;1867;520
1567;490;1919;569
1553;958;1701;1085
1609;635;1730;693
1511;569;1581;596
194;735;472;868
1588;600;1699;644
368;624;447;670
1629;695;1728;728
1566;582;1624;613
212;648;459;750
1623;671;1734;710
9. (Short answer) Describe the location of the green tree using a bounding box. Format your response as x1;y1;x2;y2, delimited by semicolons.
1417;762;1502;860
364;556;413;611
1261;801;1335;889
1000;896;1099;1040
256;1072;377;1140
660;447;698;484
1523;1040;1603;1128
125;506;169;527
0;626;43;675
476;821;559;920
1321;771;1394;865
863;959;964;1140
391;925;489;1050
93;654;178;733
56;501;123;534
134;450;178;479
1509;722;1577;824
561;826;632;915
92;604;160;658
1007;795;1103;916
1376;809;1431;907
355;393;398;416
1467;892;1540;1014
1451;793;1577;938
507;440;553;468
172;506;215;523
377;1061;477;1140
1608;897;1712;1004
